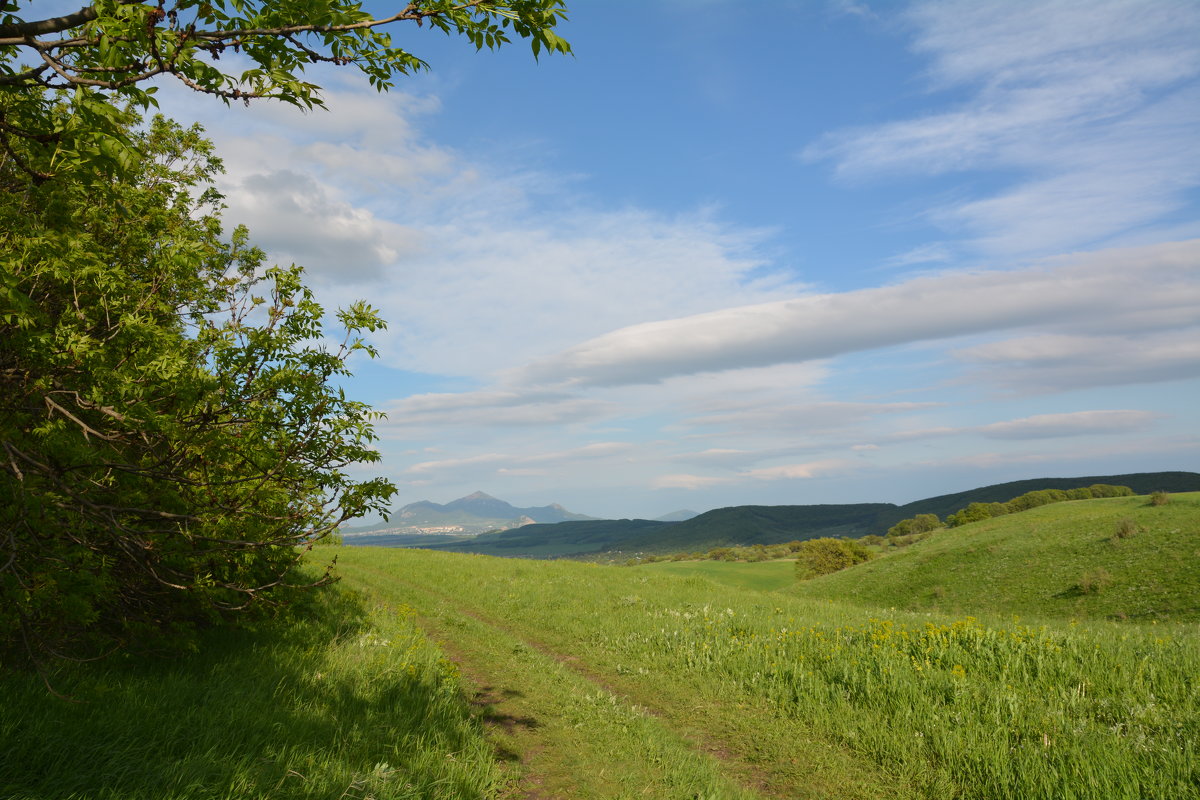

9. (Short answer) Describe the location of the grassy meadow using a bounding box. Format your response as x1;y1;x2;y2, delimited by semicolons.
789;492;1200;621
333;543;1199;799
1;586;507;800
640;557;800;591
3;493;1197;798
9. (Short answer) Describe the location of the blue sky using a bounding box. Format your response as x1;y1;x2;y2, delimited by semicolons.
156;0;1199;518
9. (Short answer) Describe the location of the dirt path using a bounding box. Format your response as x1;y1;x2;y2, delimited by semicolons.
343;561;770;800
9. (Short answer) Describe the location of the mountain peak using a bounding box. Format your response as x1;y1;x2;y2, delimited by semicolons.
460;490;497;501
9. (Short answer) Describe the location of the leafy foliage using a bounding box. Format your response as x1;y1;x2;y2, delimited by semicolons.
943;484;1133;527
794;537;872;579
0;0;571;179
886;512;941;539
0;115;394;664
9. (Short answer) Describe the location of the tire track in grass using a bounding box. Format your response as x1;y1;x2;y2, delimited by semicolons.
344;560;766;800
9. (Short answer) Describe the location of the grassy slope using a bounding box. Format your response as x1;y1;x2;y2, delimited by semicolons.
787;493;1200;622
335;547;1199;800
641;559;800;592
886;470;1200;523
1;585;506;800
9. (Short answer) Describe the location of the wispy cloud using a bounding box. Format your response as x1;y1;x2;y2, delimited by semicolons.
976;410;1161;440
955;330;1200;392
516;239;1200;387
806;0;1200;256
164;77;803;379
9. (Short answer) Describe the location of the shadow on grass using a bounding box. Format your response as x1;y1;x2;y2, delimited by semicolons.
1;585;495;800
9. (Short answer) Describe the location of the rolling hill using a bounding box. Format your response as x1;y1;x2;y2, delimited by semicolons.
878;470;1200;524
786;491;1200;622
360;471;1200;558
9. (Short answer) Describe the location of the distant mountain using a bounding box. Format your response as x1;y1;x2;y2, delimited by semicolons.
440;491;590;524
655;509;700;522
342;491;594;538
347;471;1200;557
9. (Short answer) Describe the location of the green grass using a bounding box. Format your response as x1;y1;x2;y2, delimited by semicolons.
789;493;1200;621
1;586;504;800
6;493;1197;799
640;558;800;592
335;546;1200;799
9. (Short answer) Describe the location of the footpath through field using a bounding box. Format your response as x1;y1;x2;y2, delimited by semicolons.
337;548;914;800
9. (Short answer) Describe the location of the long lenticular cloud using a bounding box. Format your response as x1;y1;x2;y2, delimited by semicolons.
516;240;1200;387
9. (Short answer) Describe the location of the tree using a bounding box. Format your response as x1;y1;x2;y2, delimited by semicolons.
0;114;395;668
887;512;941;539
794;537;872;579
0;0;571;179
945;502;998;528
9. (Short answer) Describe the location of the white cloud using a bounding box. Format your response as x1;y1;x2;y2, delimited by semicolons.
517;239;1200;387
977;410;1162;439
402;442;634;478
160;77;804;378
681;401;936;435
806;0;1200;256
939;434;1200;469
956;329;1200;391
651;473;737;490
223;169;421;280
742;459;856;481
378;389;613;439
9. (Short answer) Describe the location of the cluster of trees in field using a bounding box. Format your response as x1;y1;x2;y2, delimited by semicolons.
0;1;570;671
893;484;1134;534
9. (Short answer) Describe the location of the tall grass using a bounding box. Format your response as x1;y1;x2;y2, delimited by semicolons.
1;587;502;800
336;547;1200;800
639;610;1196;798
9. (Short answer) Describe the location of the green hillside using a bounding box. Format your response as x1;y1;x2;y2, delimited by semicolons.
340;471;1200;559
880;470;1200;525
640;558;799;591
787;492;1200;622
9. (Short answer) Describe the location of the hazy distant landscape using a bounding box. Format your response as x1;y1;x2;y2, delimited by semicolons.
342;471;1200;558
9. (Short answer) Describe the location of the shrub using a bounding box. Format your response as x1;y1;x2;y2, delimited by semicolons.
947;502;998;527
1149;491;1170;506
1078;567;1113;594
1088;484;1134;498
1111;518;1141;541
1007;489;1069;512
795;537;872;579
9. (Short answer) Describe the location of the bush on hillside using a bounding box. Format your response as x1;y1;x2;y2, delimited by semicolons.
1078;567;1113;594
946;502;999;527
943;486;1133;528
887;513;942;538
794;538;872;579
1149;491;1170;506
1087;484;1134;498
1006;489;1070;512
1112;518;1141;541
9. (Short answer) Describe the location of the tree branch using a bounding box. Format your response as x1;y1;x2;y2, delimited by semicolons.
0;6;97;39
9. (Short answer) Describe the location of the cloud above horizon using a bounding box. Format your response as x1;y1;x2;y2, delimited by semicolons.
147;1;1200;517
515;239;1200;388
806;0;1200;257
